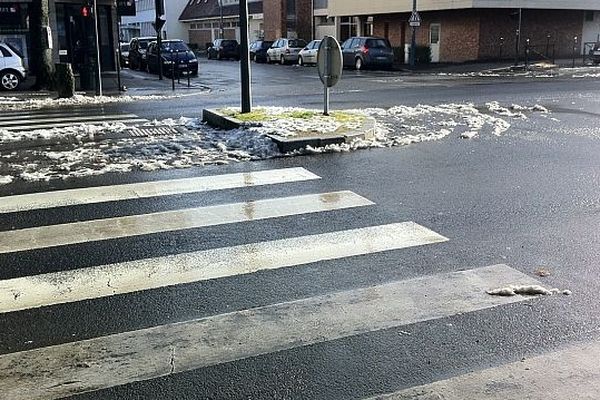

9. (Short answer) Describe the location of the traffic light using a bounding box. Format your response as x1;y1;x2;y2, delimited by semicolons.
80;5;92;17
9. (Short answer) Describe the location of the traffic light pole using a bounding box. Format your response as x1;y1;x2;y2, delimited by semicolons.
155;0;165;80
92;0;103;95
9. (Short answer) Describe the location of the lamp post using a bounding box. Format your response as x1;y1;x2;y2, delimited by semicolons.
514;8;522;66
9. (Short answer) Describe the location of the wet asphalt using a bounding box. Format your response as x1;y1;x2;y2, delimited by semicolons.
1;61;600;399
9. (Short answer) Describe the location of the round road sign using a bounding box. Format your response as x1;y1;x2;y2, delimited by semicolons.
317;36;343;88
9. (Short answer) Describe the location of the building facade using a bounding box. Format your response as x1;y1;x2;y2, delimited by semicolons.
120;0;189;43
327;0;600;62
0;0;120;72
179;0;263;48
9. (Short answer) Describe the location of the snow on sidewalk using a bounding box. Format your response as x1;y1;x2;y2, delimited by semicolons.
0;94;185;112
0;102;550;185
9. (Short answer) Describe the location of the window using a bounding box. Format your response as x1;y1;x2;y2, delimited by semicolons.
585;11;594;22
0;46;11;57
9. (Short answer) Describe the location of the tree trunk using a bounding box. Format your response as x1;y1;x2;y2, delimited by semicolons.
30;0;55;90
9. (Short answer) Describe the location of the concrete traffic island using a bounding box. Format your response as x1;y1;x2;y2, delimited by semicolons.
202;108;377;153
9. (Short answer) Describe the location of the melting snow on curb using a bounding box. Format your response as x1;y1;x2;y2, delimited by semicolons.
0;103;551;184
0;94;185;111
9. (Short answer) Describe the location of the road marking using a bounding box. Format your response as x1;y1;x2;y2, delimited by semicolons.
2;118;147;131
0;222;447;313
0;265;543;400
0;167;320;213
0;191;373;254
0;113;140;125
368;341;600;400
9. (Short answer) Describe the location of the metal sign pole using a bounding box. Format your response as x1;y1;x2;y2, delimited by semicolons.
410;0;417;68
323;41;329;115
239;0;252;113
92;0;103;96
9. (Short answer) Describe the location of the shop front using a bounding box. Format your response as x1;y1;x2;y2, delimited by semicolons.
54;1;116;73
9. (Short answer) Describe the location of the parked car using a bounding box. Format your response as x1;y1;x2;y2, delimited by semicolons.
146;40;199;76
590;42;600;64
207;39;240;60
249;40;273;63
340;36;394;70
298;39;322;66
119;42;130;68
128;37;155;71
0;42;26;91
266;38;308;65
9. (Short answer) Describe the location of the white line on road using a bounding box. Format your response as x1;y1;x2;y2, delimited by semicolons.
0;222;447;313
0;113;140;124
0;191;374;254
0;264;542;400
2;118;147;131
0;167;320;214
368;341;600;400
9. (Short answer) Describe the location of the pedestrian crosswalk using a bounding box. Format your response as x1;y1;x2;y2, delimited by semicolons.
0;107;147;132
0;166;556;399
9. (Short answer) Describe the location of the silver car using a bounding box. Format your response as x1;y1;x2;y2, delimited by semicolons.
267;38;308;65
0;43;26;91
298;40;321;66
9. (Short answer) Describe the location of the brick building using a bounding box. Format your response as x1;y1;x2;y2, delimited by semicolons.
262;0;312;41
327;0;600;63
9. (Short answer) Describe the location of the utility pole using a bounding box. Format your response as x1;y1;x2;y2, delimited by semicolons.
239;0;252;113
92;0;103;95
514;8;522;66
409;0;418;68
155;0;166;80
219;0;224;39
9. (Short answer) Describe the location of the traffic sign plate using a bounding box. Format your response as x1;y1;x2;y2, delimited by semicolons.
317;36;343;88
409;11;421;27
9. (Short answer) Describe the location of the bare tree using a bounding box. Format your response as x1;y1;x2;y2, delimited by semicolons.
29;0;55;89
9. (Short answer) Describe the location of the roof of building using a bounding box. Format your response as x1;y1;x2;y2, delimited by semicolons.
179;0;263;22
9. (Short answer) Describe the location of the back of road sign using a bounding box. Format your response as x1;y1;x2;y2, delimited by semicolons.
317;36;343;88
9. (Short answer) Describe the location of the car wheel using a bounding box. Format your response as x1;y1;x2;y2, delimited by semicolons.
280;55;285;65
355;57;363;71
298;56;304;66
0;71;21;91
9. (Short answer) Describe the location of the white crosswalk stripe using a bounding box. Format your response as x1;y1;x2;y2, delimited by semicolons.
0;167;320;214
0;191;374;254
0;222;448;313
0;265;543;400
0;108;147;131
369;341;600;400
0;166;554;399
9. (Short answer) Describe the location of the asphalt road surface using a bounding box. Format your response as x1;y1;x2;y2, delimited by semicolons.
1;60;600;399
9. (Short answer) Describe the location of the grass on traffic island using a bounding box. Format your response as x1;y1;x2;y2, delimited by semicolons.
219;107;367;138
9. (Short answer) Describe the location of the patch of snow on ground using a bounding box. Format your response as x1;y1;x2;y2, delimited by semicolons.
487;285;571;296
1;103;532;183
0;94;181;111
0;175;13;185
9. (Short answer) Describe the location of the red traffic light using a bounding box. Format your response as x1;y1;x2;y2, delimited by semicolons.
80;5;92;17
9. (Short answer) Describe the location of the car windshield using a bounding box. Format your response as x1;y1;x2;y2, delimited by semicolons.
162;41;190;52
139;40;151;49
261;41;273;49
366;39;391;48
120;44;130;51
288;39;307;48
222;40;238;47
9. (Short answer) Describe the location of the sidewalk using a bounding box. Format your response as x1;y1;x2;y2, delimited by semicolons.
10;69;210;100
407;58;599;75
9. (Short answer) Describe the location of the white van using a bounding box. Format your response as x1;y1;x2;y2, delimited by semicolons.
0;42;27;91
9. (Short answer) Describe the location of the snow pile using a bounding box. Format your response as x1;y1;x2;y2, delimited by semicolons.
1;102;547;184
3;118;280;182
487;285;572;296
0;94;180;111
0;121;130;144
0;176;13;185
